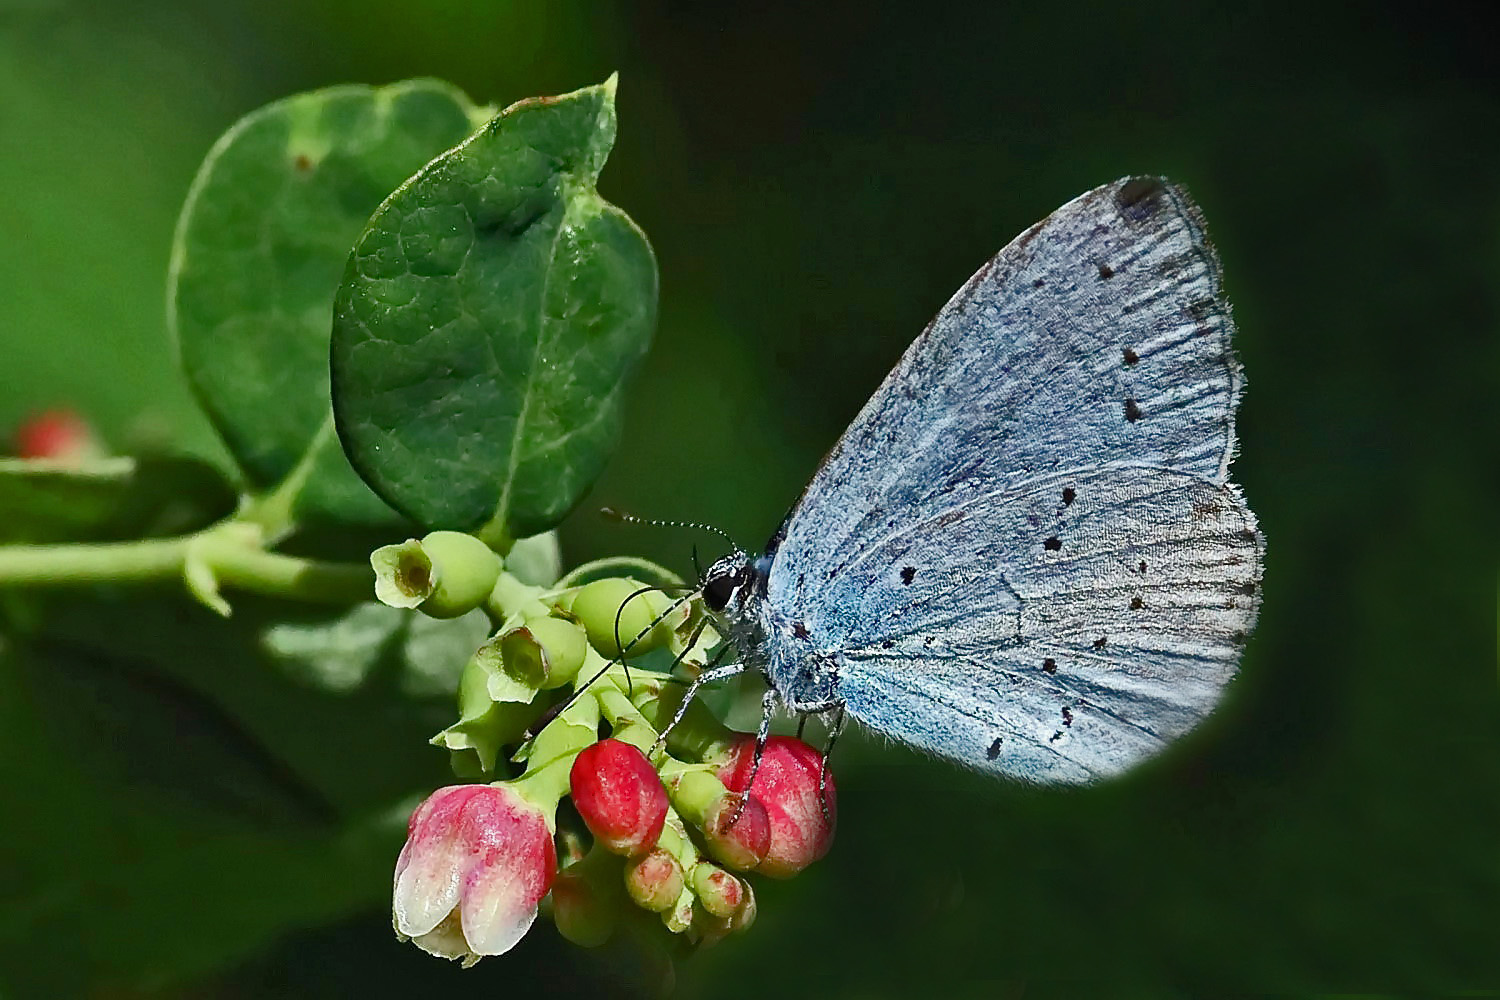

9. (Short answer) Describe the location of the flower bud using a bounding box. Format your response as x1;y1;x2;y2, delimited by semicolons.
570;578;681;658
689;864;744;919
550;848;624;948
570;739;668;856
392;783;557;965
700;792;772;871
12;408;101;464
623;848;683;913
715;735;836;878
500;615;589;690
371;532;501;618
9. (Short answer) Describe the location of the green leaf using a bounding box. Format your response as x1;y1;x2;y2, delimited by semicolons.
331;75;658;543
0;455;236;543
169;80;486;528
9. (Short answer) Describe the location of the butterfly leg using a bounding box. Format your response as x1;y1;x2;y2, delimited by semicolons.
730;681;781;823
652;652;743;752
817;705;845;824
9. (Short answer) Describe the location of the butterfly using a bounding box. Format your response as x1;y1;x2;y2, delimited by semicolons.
684;176;1262;783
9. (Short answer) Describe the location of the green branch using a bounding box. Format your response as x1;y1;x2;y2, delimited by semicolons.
0;522;374;610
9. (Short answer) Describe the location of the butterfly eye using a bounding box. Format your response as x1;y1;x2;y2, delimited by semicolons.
702;572;737;611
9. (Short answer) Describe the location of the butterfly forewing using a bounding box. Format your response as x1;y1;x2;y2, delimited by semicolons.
770;177;1242;584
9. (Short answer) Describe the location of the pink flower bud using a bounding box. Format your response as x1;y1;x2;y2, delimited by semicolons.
570;739;668;855
700;792;771;871
716;735;836;878
623;848;684;912
12;409;98;463
392;784;556;965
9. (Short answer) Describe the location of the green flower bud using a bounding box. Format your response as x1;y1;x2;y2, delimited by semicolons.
551;847;625;948
371;539;431;609
500;616;589;690
430;652;543;773
624;848;683;913
570;578;682;659
417;531;503;619
371;532;502;618
689;864;744;919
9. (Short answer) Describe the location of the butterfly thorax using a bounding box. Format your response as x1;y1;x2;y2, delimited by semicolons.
700;550;841;714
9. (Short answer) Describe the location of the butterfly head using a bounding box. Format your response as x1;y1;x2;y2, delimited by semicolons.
699;551;761;612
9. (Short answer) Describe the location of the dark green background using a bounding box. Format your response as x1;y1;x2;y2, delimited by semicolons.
2;1;1496;995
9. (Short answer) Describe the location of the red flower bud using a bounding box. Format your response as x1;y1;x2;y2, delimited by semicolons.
623;848;684;912
392;783;557;965
700;792;771;871
12;409;98;463
716;735;836;878
570;738;668;855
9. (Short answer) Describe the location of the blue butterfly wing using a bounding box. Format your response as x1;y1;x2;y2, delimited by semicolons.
827;466;1260;780
763;176;1260;780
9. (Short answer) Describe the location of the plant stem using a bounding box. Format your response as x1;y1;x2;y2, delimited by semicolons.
0;525;373;605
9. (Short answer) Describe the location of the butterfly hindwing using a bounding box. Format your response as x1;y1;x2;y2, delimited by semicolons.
828;465;1262;781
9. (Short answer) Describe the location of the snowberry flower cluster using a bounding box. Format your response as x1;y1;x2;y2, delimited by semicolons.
378;534;836;966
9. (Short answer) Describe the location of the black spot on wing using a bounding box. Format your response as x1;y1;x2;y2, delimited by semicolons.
1115;177;1167;222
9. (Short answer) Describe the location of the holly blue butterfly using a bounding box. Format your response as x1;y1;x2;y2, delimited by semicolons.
686;176;1262;782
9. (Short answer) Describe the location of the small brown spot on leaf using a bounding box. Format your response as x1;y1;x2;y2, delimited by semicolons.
1061;487;1076;506
793;622;810;640
1042;657;1057;674
1123;348;1139;366
1061;707;1073;727
1032;278;1045;289
900;566;916;585
1097;262;1114;279
1138;560;1148;573
1130;596;1144;610
1124;398;1142;422
1043;536;1062;551
293;153;313;171
1092;636;1108;649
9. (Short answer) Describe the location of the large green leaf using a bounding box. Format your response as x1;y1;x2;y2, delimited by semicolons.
331;76;657;543
169;80;486;528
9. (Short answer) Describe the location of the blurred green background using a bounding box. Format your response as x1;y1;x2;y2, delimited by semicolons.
2;1;1497;996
